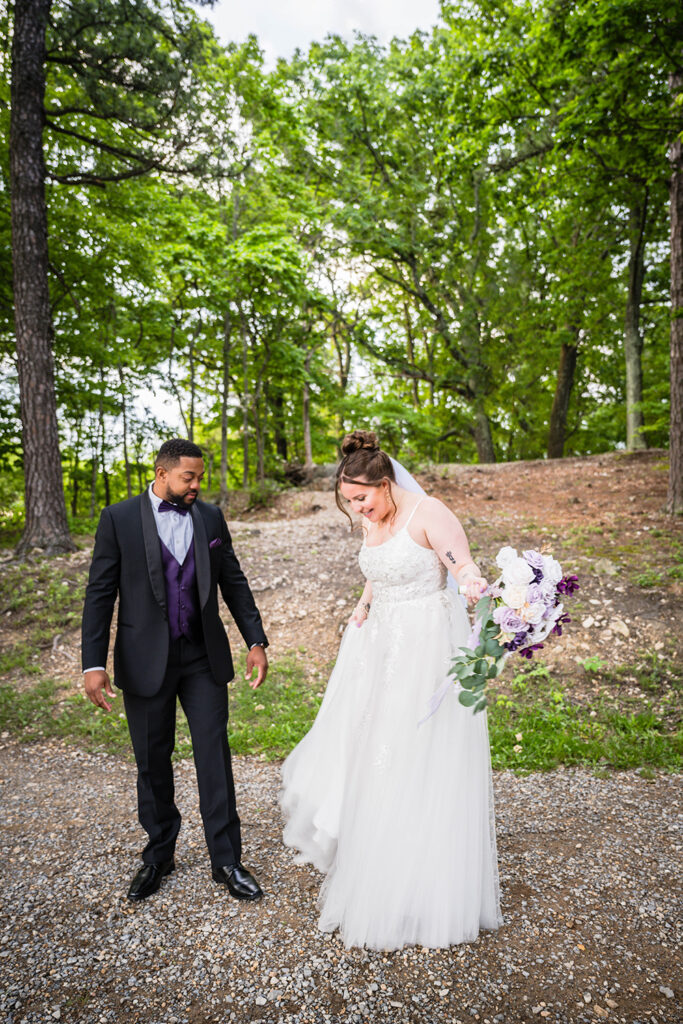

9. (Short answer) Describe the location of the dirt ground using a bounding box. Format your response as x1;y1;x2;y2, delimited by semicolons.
15;449;680;709
0;450;681;1023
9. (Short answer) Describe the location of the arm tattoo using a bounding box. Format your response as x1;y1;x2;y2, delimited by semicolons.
445;550;457;564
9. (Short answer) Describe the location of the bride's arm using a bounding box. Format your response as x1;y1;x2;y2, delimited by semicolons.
422;498;487;602
349;580;373;627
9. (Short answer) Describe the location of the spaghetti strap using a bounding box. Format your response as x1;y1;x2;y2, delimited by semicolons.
404;496;425;528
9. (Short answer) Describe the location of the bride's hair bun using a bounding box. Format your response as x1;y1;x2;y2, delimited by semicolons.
341;430;379;457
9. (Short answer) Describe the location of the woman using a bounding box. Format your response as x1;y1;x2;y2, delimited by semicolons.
280;431;502;950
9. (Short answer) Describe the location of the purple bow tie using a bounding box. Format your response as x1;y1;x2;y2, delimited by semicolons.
158;499;189;516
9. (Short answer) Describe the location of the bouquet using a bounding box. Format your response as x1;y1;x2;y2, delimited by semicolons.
451;546;579;714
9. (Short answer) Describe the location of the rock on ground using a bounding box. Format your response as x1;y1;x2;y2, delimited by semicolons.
0;739;680;1024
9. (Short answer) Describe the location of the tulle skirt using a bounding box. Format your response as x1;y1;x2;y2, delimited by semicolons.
280;587;502;950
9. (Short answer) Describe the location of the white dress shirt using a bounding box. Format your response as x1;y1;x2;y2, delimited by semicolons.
148;482;194;565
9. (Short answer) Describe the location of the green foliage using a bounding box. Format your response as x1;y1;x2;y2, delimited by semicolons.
0;654;320;762
247;478;283;510
488;664;681;773
2;0;679;523
1;654;678;773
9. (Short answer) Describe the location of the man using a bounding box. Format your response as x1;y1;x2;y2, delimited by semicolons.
81;438;269;902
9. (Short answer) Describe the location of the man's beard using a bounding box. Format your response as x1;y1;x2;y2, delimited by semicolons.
165;486;197;510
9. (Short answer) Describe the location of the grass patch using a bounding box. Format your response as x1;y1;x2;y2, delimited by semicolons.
0;557;86;638
488;664;681;774
0;654;320;762
0;656;679;773
634;563;683;588
582;648;680;696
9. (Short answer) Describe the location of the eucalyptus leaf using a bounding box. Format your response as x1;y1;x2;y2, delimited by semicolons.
458;690;478;708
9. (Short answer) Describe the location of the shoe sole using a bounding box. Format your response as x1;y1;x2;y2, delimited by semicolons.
127;862;175;902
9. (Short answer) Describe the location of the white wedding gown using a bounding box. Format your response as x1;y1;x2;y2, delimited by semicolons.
280;502;502;950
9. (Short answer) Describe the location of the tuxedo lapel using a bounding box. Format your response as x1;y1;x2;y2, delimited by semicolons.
140;490;167;613
192;504;211;609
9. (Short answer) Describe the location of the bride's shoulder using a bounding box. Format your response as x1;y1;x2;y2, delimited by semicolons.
417;495;463;529
417;494;448;518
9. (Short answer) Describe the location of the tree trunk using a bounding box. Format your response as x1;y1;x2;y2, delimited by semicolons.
220;311;231;505
472;406;496;463
240;309;249;486
11;0;74;556
303;348;314;470
269;389;288;461
624;192;648;451
403;302;420;408
168;320;191;438
98;372;110;507
668;72;683;514
188;333;195;442
89;418;98;519
253;402;265;482
548;340;578;458
70;419;82;517
118;362;132;497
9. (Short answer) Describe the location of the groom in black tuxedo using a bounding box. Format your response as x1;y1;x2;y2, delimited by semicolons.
81;438;269;902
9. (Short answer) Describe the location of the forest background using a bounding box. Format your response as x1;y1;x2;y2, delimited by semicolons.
2;0;683;557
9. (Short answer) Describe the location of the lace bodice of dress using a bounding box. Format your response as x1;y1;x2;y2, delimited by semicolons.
358;524;447;606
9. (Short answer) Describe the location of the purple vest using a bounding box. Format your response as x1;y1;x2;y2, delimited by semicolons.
159;538;203;644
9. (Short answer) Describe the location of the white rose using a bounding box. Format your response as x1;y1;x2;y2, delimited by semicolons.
502;557;535;588
502;584;528;609
532;603;564;643
521;601;546;625
542;555;563;583
496;546;518;569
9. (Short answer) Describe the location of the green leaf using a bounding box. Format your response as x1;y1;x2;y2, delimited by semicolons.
458;690;478;708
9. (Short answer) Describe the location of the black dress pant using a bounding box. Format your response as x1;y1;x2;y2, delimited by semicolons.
123;637;241;868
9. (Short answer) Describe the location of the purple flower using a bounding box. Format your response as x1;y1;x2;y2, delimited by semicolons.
523;549;545;570
539;577;557;603
526;582;544;605
503;629;530;652
493;606;526;634
558;574;580;595
552;613;572;636
519;643;544;660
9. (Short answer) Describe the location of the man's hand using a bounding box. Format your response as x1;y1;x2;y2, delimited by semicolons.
84;670;117;712
245;646;268;690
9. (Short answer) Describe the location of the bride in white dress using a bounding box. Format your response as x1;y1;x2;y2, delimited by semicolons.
280;431;502;950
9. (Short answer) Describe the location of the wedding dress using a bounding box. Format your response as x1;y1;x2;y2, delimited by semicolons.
280;500;502;950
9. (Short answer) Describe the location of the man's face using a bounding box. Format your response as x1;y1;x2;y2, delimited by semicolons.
156;457;204;509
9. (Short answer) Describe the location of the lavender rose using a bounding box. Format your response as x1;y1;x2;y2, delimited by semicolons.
493;606;526;634
523;549;545;570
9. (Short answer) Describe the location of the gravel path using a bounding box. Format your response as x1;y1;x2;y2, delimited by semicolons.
0;739;680;1024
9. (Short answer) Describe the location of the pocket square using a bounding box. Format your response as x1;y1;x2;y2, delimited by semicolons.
209;537;222;549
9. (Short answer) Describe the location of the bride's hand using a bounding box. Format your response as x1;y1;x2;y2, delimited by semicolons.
349;601;370;627
462;577;488;603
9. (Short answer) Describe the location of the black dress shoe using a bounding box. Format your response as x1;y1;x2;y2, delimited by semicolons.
212;863;263;901
127;860;175;902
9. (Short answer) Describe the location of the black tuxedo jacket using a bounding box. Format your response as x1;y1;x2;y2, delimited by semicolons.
81;490;268;696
